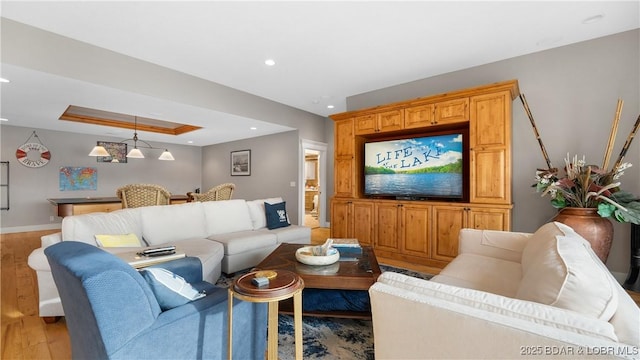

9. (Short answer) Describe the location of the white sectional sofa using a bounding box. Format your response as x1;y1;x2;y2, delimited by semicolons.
370;222;640;359
28;197;310;318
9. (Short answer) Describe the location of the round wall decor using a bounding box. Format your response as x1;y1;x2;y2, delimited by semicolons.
16;131;51;168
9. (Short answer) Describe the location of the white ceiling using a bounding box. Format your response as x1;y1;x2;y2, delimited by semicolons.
1;1;639;146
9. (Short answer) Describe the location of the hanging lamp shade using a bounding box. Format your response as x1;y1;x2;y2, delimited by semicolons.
87;116;175;161
158;150;175;161
88;145;110;157
127;147;145;158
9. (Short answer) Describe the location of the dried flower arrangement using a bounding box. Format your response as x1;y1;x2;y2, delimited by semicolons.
522;96;640;224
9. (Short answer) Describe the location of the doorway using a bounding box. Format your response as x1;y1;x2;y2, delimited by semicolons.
304;150;320;228
299;140;327;229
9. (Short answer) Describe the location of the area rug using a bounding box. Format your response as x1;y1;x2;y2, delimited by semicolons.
217;265;432;359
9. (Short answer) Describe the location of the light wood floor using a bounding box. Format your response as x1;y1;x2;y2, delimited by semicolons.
1;229;70;360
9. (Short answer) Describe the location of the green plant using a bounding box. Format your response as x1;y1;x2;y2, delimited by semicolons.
534;153;640;224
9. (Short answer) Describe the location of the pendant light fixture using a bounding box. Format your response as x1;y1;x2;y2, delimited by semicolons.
88;116;175;160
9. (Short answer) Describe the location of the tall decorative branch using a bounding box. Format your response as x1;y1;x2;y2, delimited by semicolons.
602;99;623;171
520;94;555;170
612;113;640;171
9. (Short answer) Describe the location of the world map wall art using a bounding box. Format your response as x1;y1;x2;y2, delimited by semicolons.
59;166;97;191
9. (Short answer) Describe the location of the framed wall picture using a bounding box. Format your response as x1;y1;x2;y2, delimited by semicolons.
96;141;127;163
231;150;251;176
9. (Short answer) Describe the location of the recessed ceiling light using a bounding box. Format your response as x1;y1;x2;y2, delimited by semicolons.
187;140;194;144
582;14;604;24
0;118;8;121
264;59;276;66
327;105;335;109
0;78;10;83
250;127;257;130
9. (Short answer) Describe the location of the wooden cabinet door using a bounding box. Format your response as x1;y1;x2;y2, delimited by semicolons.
335;119;354;156
377;109;404;132
470;91;511;204
470;92;508;148
405;104;435;129
432;206;466;261
470;149;507;204
330;199;352;238
334;119;356;197
375;203;400;251
334;158;355;198
352;201;374;246
467;207;510;231
401;203;430;258
435;98;469;124
355;114;377;135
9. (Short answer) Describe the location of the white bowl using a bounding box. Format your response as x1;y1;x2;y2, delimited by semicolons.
295;246;340;266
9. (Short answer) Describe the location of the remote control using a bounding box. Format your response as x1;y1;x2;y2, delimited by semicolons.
144;250;176;257
139;246;176;255
137;246;176;256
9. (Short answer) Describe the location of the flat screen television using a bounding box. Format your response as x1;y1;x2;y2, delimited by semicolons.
363;130;468;201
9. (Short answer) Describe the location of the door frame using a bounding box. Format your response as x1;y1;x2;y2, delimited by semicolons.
298;139;328;228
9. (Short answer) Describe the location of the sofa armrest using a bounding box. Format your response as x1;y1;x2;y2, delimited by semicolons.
41;232;62;247
458;228;532;263
28;247;51;272
370;273;628;359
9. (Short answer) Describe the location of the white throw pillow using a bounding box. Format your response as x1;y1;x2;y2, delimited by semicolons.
140;268;205;311
516;222;618;321
520;222;565;274
203;199;253;236
247;197;283;230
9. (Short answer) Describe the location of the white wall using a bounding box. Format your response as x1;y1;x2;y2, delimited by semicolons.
346;30;640;274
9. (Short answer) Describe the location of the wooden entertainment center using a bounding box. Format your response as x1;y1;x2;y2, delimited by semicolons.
329;80;520;269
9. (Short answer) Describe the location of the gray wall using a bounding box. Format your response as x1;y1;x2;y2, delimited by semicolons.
201;131;302;224
0;125;202;230
346;30;640;274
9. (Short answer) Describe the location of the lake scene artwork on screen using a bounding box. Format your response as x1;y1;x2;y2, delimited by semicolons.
364;134;463;198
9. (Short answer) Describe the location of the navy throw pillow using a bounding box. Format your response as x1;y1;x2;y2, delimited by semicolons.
265;201;291;230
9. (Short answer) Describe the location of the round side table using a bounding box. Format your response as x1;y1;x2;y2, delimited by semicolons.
228;270;304;360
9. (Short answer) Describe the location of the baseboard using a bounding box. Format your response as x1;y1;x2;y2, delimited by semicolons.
1;223;61;234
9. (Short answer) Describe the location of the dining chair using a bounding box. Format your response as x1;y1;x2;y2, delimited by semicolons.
117;183;171;208
188;183;235;202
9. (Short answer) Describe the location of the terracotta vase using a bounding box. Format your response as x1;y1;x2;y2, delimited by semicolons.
552;207;613;263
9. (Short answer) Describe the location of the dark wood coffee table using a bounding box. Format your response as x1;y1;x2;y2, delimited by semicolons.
253;243;381;318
